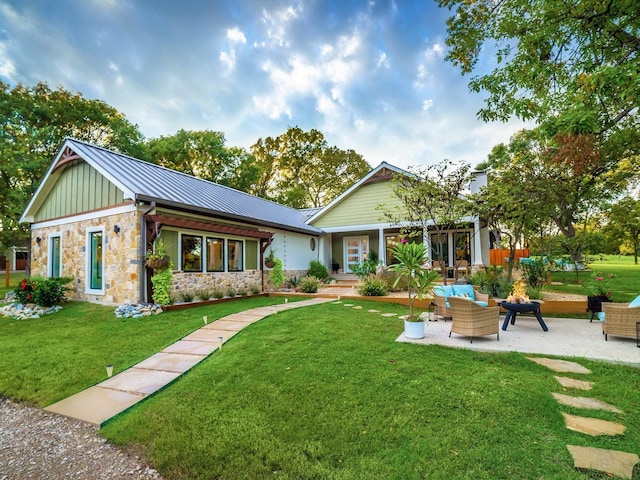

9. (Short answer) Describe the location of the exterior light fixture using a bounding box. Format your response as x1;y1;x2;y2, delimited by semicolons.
113;225;121;234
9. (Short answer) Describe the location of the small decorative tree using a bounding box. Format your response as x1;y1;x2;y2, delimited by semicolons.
271;257;285;290
391;240;439;320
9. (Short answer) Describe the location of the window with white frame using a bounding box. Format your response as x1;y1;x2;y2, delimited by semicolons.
48;234;62;278
86;227;104;294
228;239;243;272
181;234;203;272
206;237;224;272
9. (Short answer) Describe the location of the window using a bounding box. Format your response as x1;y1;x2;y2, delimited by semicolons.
454;232;471;264
385;234;402;266
181;235;202;272
206;237;224;272
87;228;104;293
228;240;243;272
49;234;61;277
430;233;449;267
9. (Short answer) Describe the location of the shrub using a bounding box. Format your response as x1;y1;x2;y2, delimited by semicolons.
226;287;237;297
250;285;261;295
196;289;211;301
271;258;285;289
13;277;71;307
237;288;247;296
351;259;380;279
357;275;389;296
308;261;329;280
300;276;321;293
213;289;224;299
151;268;173;306
180;291;195;303
287;276;301;289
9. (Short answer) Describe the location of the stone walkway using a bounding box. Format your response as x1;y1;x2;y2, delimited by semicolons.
44;298;332;426
527;356;639;479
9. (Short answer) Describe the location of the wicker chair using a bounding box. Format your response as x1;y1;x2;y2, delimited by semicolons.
448;296;500;343
433;285;489;321
601;303;640;341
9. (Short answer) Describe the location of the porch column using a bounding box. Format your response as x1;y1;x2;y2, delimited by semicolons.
378;228;385;265
423;230;431;262
473;219;484;266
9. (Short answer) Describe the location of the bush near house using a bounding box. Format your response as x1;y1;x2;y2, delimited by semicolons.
13;277;70;307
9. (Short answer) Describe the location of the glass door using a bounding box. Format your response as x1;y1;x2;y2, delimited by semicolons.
344;236;368;273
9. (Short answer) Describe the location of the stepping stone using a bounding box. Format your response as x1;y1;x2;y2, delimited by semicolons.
352;306;362;310
344;304;354;307
554;376;593;391
552;393;623;413
134;352;206;374
562;413;626;436
368;309;380;313
527;357;592;374
381;313;398;317
332;301;343;304
567;445;639;479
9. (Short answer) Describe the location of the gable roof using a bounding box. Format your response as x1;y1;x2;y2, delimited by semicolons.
21;138;323;236
307;161;412;224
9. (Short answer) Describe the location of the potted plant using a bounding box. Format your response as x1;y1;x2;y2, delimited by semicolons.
264;248;276;268
391;239;439;339
145;241;170;270
584;271;612;320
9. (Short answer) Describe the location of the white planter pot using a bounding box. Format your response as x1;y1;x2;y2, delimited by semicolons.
404;320;425;339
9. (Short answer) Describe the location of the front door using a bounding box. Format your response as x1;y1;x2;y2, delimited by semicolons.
344;236;368;273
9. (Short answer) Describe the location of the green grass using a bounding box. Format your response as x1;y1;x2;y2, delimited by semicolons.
95;300;639;480
0;296;292;406
0;271;25;299
547;255;640;302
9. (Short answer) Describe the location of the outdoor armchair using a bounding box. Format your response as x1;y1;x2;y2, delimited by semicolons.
433;284;489;320
600;299;640;341
448;296;500;343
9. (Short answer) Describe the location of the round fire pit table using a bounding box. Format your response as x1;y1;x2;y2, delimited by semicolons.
500;301;548;331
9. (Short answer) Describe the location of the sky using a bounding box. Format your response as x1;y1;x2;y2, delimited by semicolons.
0;0;530;170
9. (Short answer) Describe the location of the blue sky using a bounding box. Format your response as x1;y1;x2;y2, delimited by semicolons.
0;0;529;169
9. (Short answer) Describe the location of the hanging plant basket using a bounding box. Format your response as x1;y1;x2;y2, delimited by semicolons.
264;260;275;268
146;256;170;270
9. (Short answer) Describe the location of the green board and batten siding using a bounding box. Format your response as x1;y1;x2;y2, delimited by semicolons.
310;181;404;228
34;162;125;222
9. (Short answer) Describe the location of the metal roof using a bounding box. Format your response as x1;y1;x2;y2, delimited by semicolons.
28;138;322;235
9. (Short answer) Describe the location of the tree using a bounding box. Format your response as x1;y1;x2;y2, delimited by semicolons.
606;196;640;264
471;131;552;280
250;127;370;208
438;0;640;143
382;160;472;285
0;81;145;257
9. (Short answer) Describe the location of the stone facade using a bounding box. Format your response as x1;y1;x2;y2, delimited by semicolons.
170;270;262;300
31;210;142;305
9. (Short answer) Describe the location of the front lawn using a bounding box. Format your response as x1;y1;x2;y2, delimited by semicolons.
98;301;639;480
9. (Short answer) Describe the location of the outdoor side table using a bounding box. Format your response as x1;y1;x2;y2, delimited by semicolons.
500;301;548;332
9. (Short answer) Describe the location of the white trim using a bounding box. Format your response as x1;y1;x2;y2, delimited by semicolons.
31;203;138;230
48;233;62;278
85;226;105;295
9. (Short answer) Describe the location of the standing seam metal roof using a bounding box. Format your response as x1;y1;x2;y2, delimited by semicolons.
66;139;322;235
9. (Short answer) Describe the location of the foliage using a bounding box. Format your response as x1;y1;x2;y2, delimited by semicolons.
391;240;439;319
151;266;173;306
264;248;276;265
606;196;640;264
225;287;237;297
350;258;380;280
145;241;170;269
180;291;195;303
250;126;370;208
438;0;640;168
13;277;70;307
382;160;472;285
286;276;301;289
518;259;551;299
357;274;390;296
307;260;329;280
583;271;613;297
300;276;321;294
0;81;145;254
213;289;224;299
270;258;285;289
250;285;261;295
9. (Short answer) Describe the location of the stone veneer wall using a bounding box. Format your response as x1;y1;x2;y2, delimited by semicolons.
30;210;142;305
171;270;262;299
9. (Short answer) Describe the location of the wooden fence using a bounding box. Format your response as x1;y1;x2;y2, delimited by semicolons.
489;249;530;266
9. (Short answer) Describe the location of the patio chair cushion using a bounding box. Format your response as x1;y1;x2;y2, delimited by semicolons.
433;285;488;308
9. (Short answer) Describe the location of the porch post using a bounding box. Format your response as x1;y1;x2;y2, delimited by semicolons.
423;230;431;263
473;218;484;266
378;228;385;265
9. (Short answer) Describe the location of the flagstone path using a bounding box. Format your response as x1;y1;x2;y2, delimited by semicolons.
527;356;639;479
45;298;332;426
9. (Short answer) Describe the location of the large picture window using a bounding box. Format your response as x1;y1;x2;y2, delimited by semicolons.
49;234;61;278
181;235;202;272
430;233;449;267
87;228;104;293
228;240;243;272
454;232;471;264
206;237;224;272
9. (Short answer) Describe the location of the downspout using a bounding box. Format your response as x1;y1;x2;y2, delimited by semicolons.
140;201;156;303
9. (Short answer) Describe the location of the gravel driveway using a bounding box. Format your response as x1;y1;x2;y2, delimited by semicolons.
0;398;163;479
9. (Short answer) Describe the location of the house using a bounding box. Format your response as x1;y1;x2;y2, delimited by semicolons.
307;162;489;275
20;138;323;305
20;140;490;306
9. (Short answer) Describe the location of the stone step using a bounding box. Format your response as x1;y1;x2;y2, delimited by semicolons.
562;413;626;436
567;445;639;479
552;392;623;413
